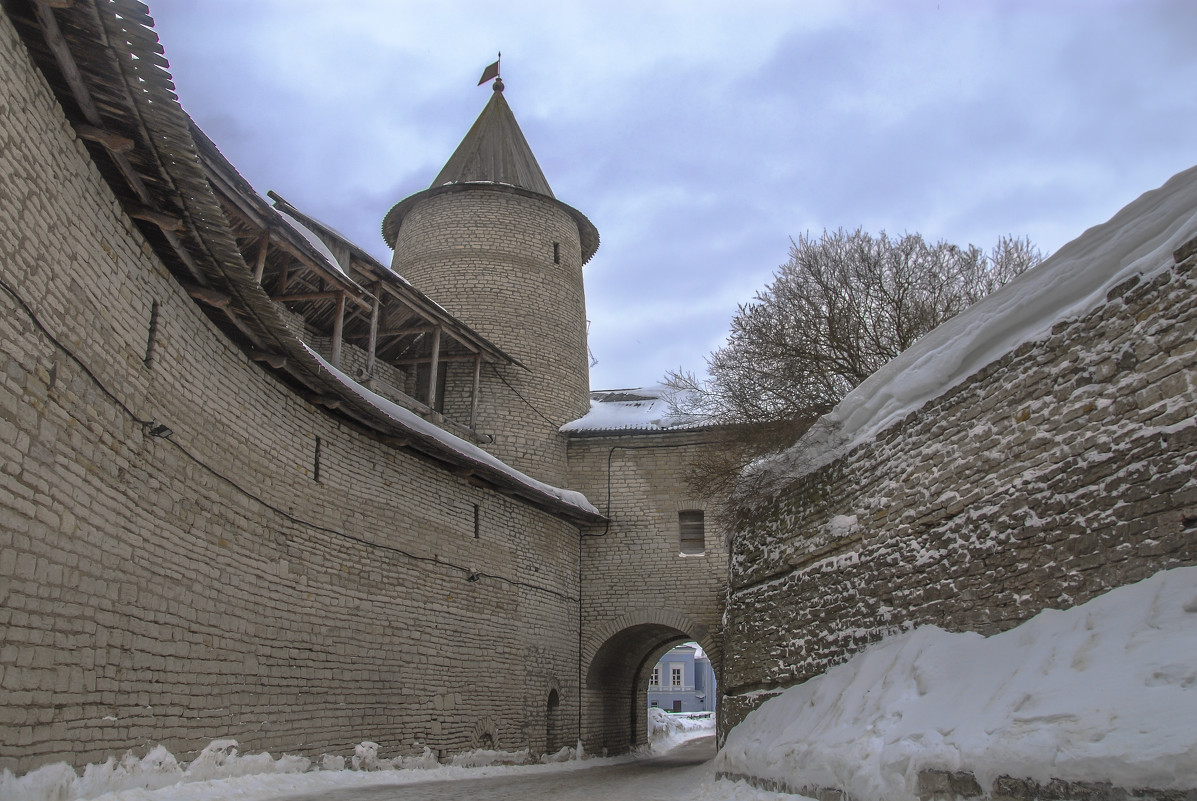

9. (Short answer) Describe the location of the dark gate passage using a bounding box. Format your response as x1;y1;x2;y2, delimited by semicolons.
584;623;692;754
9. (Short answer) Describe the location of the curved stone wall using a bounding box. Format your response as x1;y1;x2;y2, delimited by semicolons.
721;248;1197;735
390;187;591;486
0;9;580;773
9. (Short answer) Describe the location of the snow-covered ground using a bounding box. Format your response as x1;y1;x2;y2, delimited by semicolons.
1;711;804;801
719;565;1197;800
9;569;1193;801
647;707;717;752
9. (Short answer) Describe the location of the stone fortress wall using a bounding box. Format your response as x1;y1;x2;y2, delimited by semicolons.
721;237;1197;734
0;6;582;773
10;0;1193;782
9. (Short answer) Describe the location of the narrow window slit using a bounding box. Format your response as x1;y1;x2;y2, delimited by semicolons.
143;301;160;367
313;436;322;482
473;503;481;538
553;242;560;264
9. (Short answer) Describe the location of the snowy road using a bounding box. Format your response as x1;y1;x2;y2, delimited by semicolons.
276;736;718;801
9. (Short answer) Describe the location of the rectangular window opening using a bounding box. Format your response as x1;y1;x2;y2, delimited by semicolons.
313;436;322;483
473;503;480;539
553;242;560;264
679;510;705;555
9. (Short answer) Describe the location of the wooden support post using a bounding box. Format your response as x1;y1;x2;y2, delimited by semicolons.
252;232;269;284
427;325;442;411
366;291;380;380
184;284;232;308
331;293;346;369
470;354;482;430
74;124;134;153
126;204;184;231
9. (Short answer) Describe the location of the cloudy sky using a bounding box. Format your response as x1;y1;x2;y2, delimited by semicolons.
147;0;1197;391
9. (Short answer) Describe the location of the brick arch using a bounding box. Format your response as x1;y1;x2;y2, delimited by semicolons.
581;607;720;754
582;607;720;669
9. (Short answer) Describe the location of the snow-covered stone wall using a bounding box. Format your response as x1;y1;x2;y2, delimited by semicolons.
721;221;1197;735
0;6;580;774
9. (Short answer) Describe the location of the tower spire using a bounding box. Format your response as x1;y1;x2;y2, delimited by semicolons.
424;77;552;196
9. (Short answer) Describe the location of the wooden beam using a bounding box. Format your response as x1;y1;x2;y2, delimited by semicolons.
264;235;371;310
366;291;380;378
74;124;134;153
273;291;344;303
379;324;438;336
331;293;346;368
252;231;269;284
306;394;342;411
184;284;232;308
390;354;492;366
35;4;99;127
426;325;442;411
250;351;287;369
126;204;184;232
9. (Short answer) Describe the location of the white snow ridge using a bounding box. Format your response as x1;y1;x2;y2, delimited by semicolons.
718;565;1197;801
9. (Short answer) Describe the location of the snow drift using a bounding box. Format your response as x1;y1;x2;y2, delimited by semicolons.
718;565;1197;800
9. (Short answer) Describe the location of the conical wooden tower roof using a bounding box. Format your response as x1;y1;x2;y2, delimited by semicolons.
431;80;554;197
383;79;598;263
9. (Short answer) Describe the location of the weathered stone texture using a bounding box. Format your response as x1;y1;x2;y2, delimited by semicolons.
568;430;728;751
717;768;1197;801
0;7;579;773
722;251;1197;735
391;187;591;486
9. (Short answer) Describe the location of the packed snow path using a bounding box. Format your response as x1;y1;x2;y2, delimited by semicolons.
273;736;717;801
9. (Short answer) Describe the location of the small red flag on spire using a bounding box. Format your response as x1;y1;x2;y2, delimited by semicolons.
477;54;500;86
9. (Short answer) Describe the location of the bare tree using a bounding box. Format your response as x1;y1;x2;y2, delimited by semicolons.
670;228;1043;497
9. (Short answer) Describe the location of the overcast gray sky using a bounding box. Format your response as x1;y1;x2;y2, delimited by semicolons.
147;0;1197;391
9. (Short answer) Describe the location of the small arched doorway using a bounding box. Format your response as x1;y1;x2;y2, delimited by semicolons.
546;688;563;753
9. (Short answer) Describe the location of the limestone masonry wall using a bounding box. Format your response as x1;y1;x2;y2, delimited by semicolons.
721;246;1197;734
0;8;579;774
391;188;591;486
568;430;728;751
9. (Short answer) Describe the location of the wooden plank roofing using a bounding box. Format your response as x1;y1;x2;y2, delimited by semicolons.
265;191;521;369
381;82;600;264
432;82;555;196
6;0;603;525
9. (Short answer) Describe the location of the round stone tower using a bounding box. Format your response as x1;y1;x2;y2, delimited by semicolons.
382;79;599;486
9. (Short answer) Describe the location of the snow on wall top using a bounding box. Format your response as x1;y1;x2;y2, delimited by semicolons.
750;163;1197;487
274;207;348;277
561;384;710;433
304;345;600;516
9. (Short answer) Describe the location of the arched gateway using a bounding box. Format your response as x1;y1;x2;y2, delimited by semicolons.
581;609;721;753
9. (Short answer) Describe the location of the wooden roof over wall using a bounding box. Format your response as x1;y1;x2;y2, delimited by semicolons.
5;0;603;525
